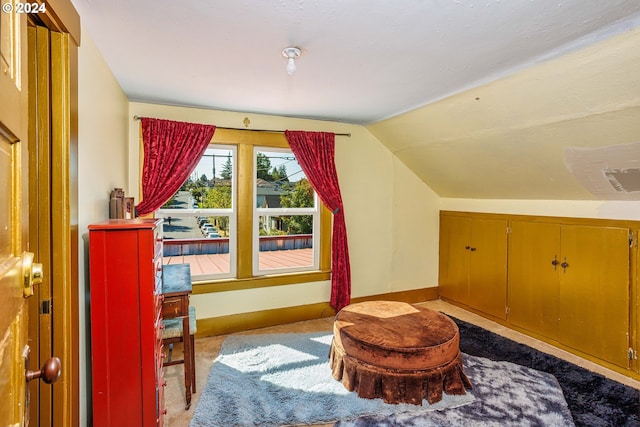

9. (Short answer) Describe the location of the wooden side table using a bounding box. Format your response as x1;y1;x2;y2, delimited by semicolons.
161;263;194;409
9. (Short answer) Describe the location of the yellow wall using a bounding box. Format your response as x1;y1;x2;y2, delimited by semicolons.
77;29;130;427
391;157;441;290
74;18;640;425
76;34;441;416
127;102;441;317
75;21;640;426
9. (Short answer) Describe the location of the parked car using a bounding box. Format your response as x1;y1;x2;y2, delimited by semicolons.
206;232;220;238
202;225;217;235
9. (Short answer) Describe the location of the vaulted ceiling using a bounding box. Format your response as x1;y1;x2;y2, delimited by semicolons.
72;0;640;200
368;28;640;200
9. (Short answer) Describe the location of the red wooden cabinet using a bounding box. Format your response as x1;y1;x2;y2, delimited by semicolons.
88;218;165;427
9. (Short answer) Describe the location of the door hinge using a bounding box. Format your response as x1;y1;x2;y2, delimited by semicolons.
506;227;512;234
41;299;52;315
505;306;510;315
629;348;637;360
630;232;636;248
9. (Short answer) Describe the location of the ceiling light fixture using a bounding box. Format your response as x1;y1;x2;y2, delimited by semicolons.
281;47;301;75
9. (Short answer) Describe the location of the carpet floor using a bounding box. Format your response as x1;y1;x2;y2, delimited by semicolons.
162;301;640;427
190;331;574;427
453;317;640;427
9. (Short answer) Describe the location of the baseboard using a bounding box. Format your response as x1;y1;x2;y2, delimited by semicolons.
195;286;439;338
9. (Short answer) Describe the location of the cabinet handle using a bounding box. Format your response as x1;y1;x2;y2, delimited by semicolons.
464;246;470;250
560;258;569;272
469;247;476;252
551;256;560;270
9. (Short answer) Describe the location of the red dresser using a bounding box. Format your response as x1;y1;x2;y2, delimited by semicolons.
88;218;165;427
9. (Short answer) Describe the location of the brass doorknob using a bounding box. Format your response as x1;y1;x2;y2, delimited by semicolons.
32;262;43;285
26;357;61;384
22;252;43;298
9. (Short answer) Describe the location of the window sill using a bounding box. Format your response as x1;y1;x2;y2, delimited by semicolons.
192;270;331;294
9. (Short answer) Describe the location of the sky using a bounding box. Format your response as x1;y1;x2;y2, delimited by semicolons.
191;147;305;182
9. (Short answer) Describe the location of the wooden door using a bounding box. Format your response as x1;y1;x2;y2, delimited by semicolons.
26;22;78;426
0;4;30;426
559;225;630;368
468;218;508;319
508;221;561;340
26;24;54;427
439;214;471;305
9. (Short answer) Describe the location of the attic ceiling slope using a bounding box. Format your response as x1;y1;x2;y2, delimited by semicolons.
367;28;640;201
71;0;640;124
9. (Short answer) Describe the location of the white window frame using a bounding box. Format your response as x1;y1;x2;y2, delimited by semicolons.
252;146;321;276
157;144;237;281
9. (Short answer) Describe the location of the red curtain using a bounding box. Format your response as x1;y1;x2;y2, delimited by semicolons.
136;118;216;216
285;130;351;311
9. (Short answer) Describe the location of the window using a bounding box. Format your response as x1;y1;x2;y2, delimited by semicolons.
253;148;320;275
157;145;237;281
157;130;330;289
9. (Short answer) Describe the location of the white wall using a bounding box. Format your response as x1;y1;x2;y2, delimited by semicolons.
77;29;129;427
441;198;640;220
367;28;640;203
128;103;441;318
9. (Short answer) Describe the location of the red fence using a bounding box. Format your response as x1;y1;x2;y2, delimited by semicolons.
163;234;312;256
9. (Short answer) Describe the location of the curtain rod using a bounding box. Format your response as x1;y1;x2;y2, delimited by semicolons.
133;115;351;137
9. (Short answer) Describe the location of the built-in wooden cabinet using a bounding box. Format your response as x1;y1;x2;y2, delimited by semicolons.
507;221;561;340
558;225;630;367
439;214;508;320
507;221;630;368
88;218;165;427
440;211;637;373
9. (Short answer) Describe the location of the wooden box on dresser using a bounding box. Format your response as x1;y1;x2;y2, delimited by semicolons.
88;218;165;427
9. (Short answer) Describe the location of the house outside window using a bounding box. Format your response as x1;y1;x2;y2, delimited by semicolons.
253;148;320;276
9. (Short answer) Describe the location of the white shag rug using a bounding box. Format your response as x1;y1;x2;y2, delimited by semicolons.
189;332;573;427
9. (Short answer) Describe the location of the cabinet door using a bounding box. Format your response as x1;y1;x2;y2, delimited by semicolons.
559;225;630;368
439;215;471;305
468;218;508;319
508;221;560;340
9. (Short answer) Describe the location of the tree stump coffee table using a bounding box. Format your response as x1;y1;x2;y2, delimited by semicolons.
329;301;472;405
